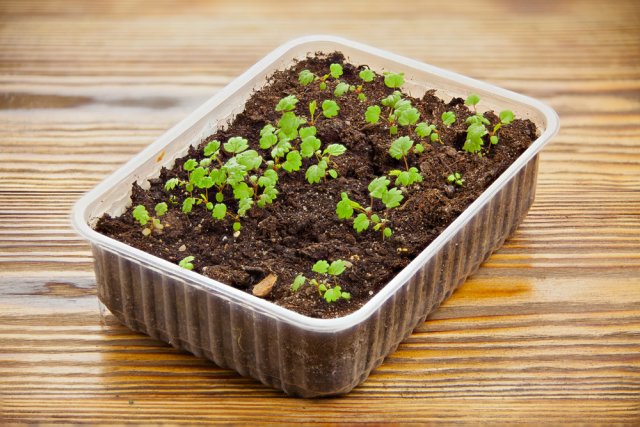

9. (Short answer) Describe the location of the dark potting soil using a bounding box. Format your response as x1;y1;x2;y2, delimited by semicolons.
96;52;538;319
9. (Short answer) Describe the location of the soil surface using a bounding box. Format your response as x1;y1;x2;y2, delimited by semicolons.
96;52;538;319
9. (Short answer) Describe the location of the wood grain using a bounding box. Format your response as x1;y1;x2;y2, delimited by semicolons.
1;0;639;424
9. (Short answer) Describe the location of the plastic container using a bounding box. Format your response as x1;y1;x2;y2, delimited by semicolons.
72;35;560;397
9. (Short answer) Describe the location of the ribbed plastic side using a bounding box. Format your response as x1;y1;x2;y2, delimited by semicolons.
93;155;539;397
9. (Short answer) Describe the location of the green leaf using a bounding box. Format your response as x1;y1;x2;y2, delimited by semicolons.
232;182;253;200
397;107;420;126
258;132;276;149
179;256;195;270
270;138;292;159
312;260;330;274
237;197;253;216
224;136;249;154
358;92;367;102
305;163;325;184
336;192;354;219
328;260;346;276
308;100;317;118
260;124;276;136
323;143;347;157
414;143;425;154
291;274;306;291
300;135;321;158
383;228;392;238
154;202;168;217
384;72;404;88
389;125;398;135
258;169;278;187
257;185;278;207
329;63;343;79
328;169;338;179
381;187;404;208
499;110;514;124
389;136;414;160
233;222;241;232
189;167;207;185
354;213;370;232
415;122;433;137
490;135;499;145
164;178;180;191
204;140;221;157
334;82;350;97
381;91;402;108
322;100;339;118
182;197;195;214
278;112;300;139
212;203;226;220
323;287;338;303
282;150;302;172
319;81;327;90
463;122;488;153
275;95;299;112
365;105;381;124
299;126;316;139
132;205;150;226
183;158;197;171
393;99;412;112
359;68;375;82
465;93;480;107
236;150;263;171
298;69;315;86
441;111;456;126
209;168;226;186
368;176;390;199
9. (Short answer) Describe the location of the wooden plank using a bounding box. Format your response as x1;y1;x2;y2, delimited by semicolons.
1;0;639;423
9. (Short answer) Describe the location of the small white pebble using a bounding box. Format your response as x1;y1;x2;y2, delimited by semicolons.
369;290;374;296
233;231;241;238
178;244;186;252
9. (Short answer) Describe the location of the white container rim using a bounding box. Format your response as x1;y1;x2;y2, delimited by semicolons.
72;35;560;333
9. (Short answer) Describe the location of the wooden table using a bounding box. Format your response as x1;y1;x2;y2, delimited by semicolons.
1;0;639;424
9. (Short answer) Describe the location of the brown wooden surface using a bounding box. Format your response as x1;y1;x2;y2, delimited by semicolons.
1;0;639;424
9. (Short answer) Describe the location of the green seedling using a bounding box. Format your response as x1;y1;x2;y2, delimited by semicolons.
275;95;298;112
304;137;347;184
322;99;340;118
465;93;480;111
132;202;167;236
388;136;423;186
359;68;375;83
178;255;195;270
297;63;344;90
415;122;440;145
447;172;464;187
336;176;403;239
291;259;351;303
488;110;515;145
334;82;350;97
441;111;456;126
383;72;405;89
379;91;420;135
462;93;516;153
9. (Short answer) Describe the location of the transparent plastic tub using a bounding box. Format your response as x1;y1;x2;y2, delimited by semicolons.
72;35;560;397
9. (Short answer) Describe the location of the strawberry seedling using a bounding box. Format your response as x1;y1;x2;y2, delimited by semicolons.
447;172;464;186
132;202;167;236
336;176;403;239
291;259;351;303
388;136;423;186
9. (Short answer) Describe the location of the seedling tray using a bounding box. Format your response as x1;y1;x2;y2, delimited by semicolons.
72;35;559;397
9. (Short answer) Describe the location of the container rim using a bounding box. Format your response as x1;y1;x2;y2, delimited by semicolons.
72;35;560;333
